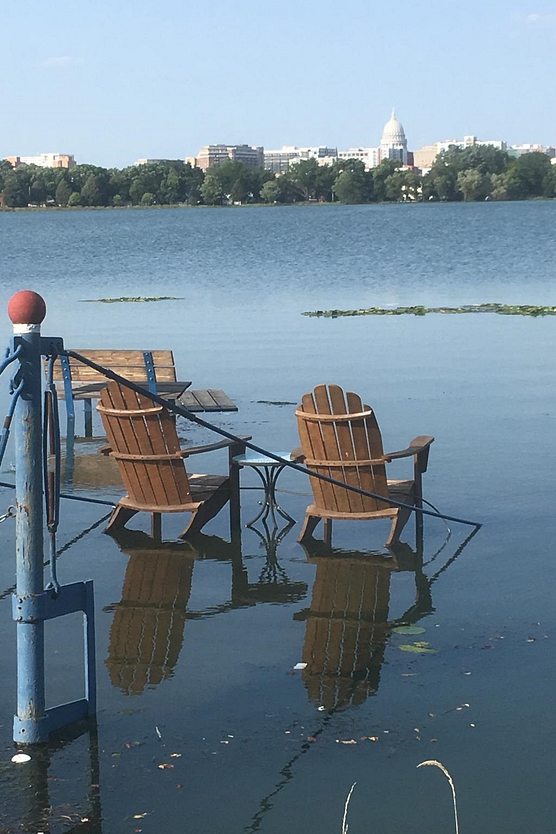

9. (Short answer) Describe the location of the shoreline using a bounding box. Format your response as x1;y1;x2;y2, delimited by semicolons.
1;197;555;213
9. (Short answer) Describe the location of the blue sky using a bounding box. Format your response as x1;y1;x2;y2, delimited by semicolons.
3;0;555;167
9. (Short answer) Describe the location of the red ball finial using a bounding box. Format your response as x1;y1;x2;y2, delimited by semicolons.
8;291;46;325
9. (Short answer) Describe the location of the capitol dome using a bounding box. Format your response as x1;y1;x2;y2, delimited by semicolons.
379;108;408;164
381;109;406;145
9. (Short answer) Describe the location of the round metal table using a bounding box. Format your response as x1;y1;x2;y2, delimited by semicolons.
232;452;296;528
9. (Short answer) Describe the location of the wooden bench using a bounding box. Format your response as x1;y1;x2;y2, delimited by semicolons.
49;350;191;439
48;350;238;450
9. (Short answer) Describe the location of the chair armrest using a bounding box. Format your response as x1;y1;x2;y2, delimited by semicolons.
181;435;252;457
384;436;434;462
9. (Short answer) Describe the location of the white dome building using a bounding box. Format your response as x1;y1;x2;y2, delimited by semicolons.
380;109;408;164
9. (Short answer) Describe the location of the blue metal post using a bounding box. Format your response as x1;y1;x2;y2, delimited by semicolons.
10;296;48;743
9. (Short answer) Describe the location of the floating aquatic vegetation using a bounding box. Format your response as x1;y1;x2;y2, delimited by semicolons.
392;625;426;635
398;641;437;654
82;296;183;303
303;303;556;318
256;400;297;406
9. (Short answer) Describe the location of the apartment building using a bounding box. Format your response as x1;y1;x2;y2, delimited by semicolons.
6;153;76;169
188;145;264;171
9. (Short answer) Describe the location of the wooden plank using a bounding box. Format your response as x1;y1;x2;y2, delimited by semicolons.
179;391;203;411
297;391;326;510
178;389;237;412
328;385;364;514
314;385;344;513
207;389;238;411
121;384;190;508
347;391;379;513
49;350;177;383
65;381;190;401
101;384;147;505
188;389;220;411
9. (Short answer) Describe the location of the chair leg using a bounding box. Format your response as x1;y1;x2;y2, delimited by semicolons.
298;514;320;543
179;483;229;538
323;519;332;546
385;507;412;547
104;505;139;535
151;513;162;541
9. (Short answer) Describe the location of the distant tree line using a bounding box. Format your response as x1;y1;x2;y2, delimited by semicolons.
1;146;555;209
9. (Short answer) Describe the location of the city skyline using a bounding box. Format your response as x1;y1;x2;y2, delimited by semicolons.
2;0;555;168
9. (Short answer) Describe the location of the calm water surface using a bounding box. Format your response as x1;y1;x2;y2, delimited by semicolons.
0;204;554;833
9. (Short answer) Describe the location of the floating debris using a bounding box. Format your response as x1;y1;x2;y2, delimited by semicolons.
11;753;31;763
293;662;307;670
303;303;556;319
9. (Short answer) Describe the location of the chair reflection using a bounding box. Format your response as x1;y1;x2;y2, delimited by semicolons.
105;536;196;694
105;528;307;694
294;541;434;711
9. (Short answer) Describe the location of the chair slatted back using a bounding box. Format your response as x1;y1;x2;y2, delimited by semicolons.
98;381;192;507
49;350;177;383
296;384;389;514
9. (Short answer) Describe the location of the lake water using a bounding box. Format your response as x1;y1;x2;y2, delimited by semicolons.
0;203;554;833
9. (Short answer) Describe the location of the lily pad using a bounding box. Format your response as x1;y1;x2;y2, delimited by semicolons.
392;626;425;635
398;643;438;655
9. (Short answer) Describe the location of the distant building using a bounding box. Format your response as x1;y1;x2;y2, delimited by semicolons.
435;136;506;154
264;146;337;173
188;144;264;171
134;158;178;165
337;147;380;170
413;144;437;173
413;135;508;173
6;153;75;169
508;144;555;159
379;110;408;164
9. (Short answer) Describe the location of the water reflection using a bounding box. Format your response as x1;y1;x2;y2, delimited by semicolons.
295;542;430;710
105;529;307;694
244;530;477;833
5;721;102;834
105;544;195;695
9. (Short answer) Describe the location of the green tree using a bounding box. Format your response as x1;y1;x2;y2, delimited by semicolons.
67;165;110;204
288;158;319;200
332;168;368;203
129;179;145;204
373;159;401;202
29;176;47;204
68;191;82;207
489;172;509;201
141;191;155;205
260;180;280;203
2;173;27;207
161;168;180;204
0;159;13;192
201;171;224;205
457;168;490;201
80;174;101;206
507;152;552;199
55;178;72;206
112;193;124;206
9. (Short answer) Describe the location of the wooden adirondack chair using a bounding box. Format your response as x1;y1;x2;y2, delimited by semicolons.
97;381;248;539
295;384;433;547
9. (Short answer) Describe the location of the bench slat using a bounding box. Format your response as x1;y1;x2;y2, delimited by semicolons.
179;389;238;412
